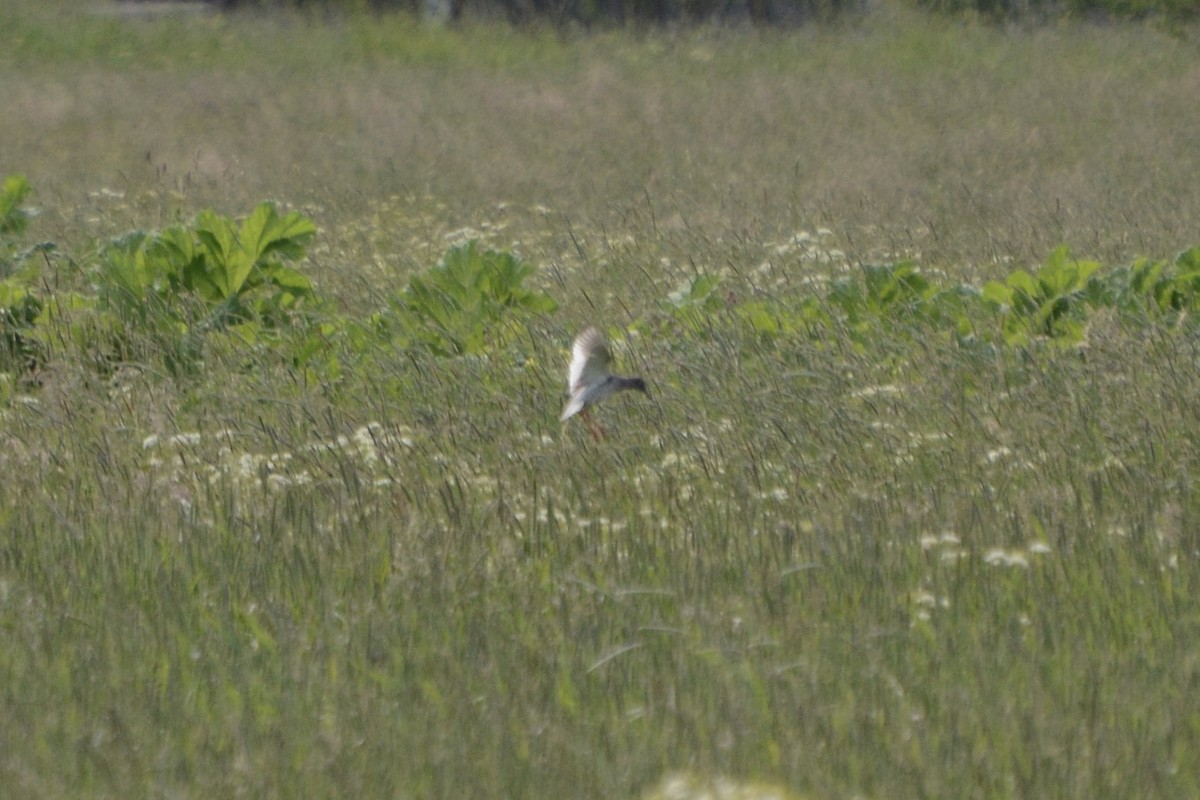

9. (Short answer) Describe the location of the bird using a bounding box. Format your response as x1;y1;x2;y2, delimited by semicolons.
560;326;649;440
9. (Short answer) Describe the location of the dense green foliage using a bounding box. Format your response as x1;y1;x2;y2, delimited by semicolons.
9;178;1200;387
216;0;1199;22
387;240;558;356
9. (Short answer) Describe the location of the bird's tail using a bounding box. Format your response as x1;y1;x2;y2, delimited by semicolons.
560;397;585;421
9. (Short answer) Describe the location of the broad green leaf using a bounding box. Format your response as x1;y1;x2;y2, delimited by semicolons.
981;280;1013;309
737;301;779;334
194;210;237;264
0;174;33;236
239;202;316;264
1073;258;1102;287
0;278;30;307
1175;246;1200;275
669;275;720;310
518;293;558;314
1005;269;1038;297
269;266;314;297
194;210;244;298
1127;258;1164;298
827;279;864;318
153;225;199;277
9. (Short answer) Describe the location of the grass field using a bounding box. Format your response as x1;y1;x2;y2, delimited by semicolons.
3;1;1200;797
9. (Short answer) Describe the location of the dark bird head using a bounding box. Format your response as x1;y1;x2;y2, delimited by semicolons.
619;376;649;396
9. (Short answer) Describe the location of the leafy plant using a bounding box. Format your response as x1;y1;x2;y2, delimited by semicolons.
665;274;724;332
734;296;832;348
1153;246;1200;316
94;231;179;322
1084;246;1200;328
824;260;969;346
95;202;316;328
0;264;45;372
0;174;34;240
183;203;316;323
827;261;930;323
982;245;1101;346
84;202;320;373
1084;255;1163;318
0;176;48;374
390;241;558;357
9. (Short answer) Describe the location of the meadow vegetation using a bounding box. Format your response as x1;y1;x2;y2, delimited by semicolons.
3;1;1200;797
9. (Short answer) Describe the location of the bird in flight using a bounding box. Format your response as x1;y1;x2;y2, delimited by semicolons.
560;326;648;440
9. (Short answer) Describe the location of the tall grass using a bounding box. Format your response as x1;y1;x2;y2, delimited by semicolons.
3;1;1200;797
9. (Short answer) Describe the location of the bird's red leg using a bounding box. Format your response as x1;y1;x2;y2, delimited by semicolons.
581;408;605;441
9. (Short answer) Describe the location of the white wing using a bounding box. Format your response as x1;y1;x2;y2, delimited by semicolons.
568;327;612;394
561;327;611;421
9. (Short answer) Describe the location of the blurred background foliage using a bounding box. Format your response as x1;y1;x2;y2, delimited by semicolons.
200;0;1198;26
